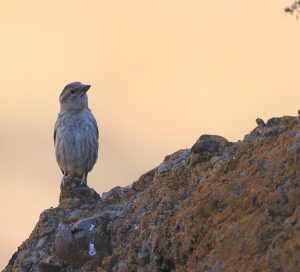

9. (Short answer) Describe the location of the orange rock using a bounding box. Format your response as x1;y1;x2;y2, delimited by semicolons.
4;115;300;272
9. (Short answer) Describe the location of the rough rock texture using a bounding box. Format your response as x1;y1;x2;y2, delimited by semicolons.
4;115;300;272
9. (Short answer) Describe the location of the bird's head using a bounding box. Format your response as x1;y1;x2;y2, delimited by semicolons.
59;82;91;112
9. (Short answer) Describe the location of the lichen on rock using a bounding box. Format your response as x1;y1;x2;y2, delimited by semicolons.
4;115;300;272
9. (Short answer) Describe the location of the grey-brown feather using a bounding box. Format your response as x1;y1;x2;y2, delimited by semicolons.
54;109;98;178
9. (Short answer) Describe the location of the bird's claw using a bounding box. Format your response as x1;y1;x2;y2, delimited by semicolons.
80;176;87;186
60;175;70;189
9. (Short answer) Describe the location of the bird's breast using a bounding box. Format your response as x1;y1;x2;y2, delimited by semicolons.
55;110;99;175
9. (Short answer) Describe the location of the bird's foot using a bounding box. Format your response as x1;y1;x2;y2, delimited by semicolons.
80;175;87;186
60;175;70;189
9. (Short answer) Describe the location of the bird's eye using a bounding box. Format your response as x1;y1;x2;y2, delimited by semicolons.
71;90;76;95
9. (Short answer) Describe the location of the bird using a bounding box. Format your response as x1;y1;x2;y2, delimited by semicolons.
54;82;99;187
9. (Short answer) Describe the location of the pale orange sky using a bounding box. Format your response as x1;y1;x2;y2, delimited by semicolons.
0;0;299;269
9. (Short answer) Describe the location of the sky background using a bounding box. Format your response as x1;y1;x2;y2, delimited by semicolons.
0;0;299;269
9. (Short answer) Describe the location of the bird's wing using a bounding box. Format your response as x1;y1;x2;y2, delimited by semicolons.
94;118;99;140
53;120;64;174
90;111;99;139
54;116;59;146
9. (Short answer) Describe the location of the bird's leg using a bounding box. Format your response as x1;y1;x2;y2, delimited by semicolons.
80;173;87;186
60;172;70;188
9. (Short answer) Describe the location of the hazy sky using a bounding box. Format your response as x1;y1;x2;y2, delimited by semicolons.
0;0;299;269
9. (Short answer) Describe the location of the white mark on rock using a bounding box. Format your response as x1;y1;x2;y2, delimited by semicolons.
89;241;96;256
89;224;95;231
88;223;96;256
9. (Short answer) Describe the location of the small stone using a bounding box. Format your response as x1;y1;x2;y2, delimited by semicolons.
191;135;229;163
256;118;266;127
73;220;93;232
191;138;219;154
35;236;48;249
266;117;281;127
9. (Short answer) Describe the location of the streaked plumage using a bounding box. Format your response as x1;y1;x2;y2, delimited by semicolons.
54;82;99;187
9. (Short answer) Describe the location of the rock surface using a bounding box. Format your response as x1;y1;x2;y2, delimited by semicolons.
3;115;300;272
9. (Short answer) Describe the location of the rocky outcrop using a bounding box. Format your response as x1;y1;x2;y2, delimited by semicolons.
4;115;300;272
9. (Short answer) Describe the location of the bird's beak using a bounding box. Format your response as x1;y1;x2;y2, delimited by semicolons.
80;84;91;95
